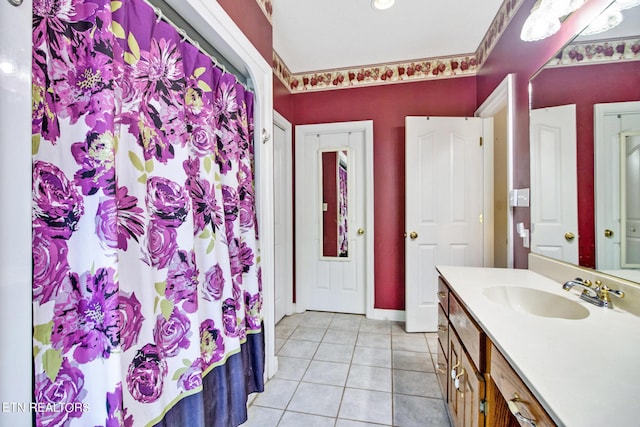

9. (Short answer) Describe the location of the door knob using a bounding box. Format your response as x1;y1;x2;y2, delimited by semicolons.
604;229;613;238
409;231;418;240
357;228;365;235
564;232;575;241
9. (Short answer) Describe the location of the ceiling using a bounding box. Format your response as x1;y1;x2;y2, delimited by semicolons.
272;0;506;74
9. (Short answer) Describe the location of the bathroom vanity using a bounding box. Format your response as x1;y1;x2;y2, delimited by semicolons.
435;261;640;427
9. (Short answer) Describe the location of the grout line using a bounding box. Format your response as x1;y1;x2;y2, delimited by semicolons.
260;314;448;426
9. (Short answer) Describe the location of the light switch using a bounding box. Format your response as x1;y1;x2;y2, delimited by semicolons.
509;188;530;207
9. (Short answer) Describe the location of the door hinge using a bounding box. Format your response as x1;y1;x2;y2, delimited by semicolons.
479;399;487;415
479;137;483;147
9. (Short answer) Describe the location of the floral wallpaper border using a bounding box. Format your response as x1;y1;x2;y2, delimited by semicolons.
269;0;639;93
545;37;640;67
255;0;273;23
272;0;525;93
273;52;480;92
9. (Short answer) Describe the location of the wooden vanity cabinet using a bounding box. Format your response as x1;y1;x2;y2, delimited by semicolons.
437;276;486;427
436;274;557;427
436;277;450;400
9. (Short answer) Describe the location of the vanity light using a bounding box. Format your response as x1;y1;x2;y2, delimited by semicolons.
581;4;624;35
520;6;561;41
371;0;395;10
614;0;640;10
520;0;587;41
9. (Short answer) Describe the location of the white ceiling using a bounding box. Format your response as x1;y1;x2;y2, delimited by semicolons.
272;0;505;74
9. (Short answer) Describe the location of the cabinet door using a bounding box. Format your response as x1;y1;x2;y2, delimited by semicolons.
449;331;485;427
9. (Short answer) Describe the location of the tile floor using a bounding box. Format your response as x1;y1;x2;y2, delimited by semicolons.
241;311;452;427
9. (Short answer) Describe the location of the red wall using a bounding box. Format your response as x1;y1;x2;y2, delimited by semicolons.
476;0;614;269
225;0;619;310
292;78;478;310
218;0;272;63
274;76;294;121
530;62;640;268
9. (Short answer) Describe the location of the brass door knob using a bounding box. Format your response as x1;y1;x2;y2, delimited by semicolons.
564;232;575;241
357;228;365;235
604;229;613;238
409;231;418;240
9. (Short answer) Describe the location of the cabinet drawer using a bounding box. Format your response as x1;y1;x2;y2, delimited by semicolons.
491;345;556;427
438;276;449;314
437;304;449;347
449;294;485;370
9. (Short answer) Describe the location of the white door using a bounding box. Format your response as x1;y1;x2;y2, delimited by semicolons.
405;117;484;332
595;103;640;270
295;121;373;314
273;112;293;323
530;105;578;264
530;104;579;264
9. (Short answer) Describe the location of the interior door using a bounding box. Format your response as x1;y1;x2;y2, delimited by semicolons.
273;117;291;324
530;105;578;264
405;117;484;332
295;122;371;314
595;104;640;271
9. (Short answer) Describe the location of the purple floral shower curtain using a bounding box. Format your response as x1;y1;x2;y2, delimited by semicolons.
31;0;263;426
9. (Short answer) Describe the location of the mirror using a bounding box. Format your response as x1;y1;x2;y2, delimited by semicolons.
622;131;640;268
529;2;640;283
321;149;349;258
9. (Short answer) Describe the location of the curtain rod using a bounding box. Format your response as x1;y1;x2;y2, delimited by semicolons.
141;0;251;92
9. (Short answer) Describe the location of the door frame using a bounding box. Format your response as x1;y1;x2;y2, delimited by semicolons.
273;110;295;318
295;120;375;318
0;0;32;421
475;74;516;268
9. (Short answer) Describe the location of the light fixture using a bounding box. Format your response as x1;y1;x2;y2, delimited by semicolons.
549;0;587;17
520;6;561;41
614;0;640;10
581;4;624;35
371;0;395;10
520;0;588;41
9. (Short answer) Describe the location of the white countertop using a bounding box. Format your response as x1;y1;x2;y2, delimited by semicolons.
436;266;640;427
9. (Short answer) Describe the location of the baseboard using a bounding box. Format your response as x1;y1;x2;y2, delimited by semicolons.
371;309;406;322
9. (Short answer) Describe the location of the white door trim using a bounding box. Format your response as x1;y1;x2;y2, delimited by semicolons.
0;0;33;422
475;74;516;268
295;120;375;318
273;110;295;317
166;0;277;378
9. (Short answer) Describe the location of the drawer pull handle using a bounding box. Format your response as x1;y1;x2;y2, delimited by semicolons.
438;324;447;332
450;360;461;379
437;291;446;299
454;368;465;391
508;396;537;427
436;362;446;374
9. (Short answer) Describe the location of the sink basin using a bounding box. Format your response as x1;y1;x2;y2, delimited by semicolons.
483;286;590;320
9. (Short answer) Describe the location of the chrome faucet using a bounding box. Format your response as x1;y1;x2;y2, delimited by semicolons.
562;278;625;308
562;278;598;297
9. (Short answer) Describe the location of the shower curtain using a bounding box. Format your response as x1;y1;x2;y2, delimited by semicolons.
31;0;264;426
